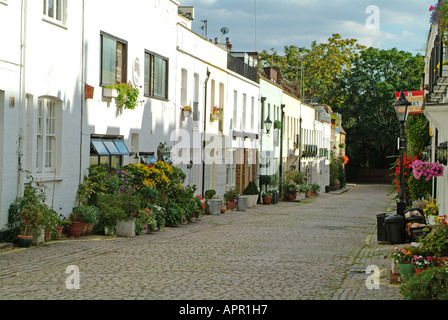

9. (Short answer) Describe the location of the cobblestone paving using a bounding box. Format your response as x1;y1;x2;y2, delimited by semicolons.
0;184;402;301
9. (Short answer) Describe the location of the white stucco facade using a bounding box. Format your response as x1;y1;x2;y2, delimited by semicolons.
0;0;84;228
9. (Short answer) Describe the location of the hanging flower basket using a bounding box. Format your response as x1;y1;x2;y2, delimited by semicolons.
105;81;141;115
210;106;223;121
411;160;444;181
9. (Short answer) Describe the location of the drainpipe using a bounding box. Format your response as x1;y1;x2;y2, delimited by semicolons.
79;0;85;186
279;104;285;196
17;0;28;197
201;68;211;198
258;97;266;203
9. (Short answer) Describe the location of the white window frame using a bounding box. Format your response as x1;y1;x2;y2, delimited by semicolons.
43;0;67;26
36;97;60;174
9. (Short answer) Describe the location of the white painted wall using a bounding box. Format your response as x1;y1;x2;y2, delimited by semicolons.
82;0;180;178
0;0;84;228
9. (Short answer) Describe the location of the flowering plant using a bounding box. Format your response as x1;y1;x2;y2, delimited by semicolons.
430;1;448;45
210;106;223;121
411;160;444;181
390;246;413;263
421;215;448;257
106;81;141;114
424;198;439;216
411;255;434;269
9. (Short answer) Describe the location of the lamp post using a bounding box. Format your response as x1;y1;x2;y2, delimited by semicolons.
393;92;411;216
264;115;273;134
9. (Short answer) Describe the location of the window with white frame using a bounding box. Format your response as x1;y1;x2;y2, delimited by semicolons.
144;50;169;100
251;97;255;130
242;93;247;130
37;98;60;173
233;90;238;129
181;68;188;107
193;73;200;122
43;0;66;25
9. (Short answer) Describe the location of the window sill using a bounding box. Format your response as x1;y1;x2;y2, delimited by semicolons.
143;95;169;102
42;16;67;30
34;173;63;183
0;1;8;6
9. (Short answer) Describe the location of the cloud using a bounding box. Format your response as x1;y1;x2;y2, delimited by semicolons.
180;0;433;55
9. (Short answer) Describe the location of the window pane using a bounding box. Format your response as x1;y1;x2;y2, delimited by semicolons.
144;53;150;95
103;140;120;155
111;156;121;171
46;136;55;169
114;140;130;155
48;0;54;18
46;101;55;135
116;42;125;83
56;0;62;21
101;36;117;85
91;140;110;156
154;56;166;98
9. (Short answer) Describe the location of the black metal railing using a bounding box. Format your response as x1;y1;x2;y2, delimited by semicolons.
227;54;258;82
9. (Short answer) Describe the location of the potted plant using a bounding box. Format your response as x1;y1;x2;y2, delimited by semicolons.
182;106;192;117
243;181;259;207
83;206;99;235
411;254;435;274
271;190;279;204
224;189;239;210
310;184;321;197
67;207;85;237
17;204;43;248
390;246;414;282
210;106;223;121
284;183;299;201
420;215;448;266
262;192;272;205
423;198;439;225
41;207;62;240
105;81;141;115
298;184;309;200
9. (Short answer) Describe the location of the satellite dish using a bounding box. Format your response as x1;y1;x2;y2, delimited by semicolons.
220;27;229;35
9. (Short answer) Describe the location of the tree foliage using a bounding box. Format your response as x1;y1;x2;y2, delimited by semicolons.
259;33;365;107
340;47;424;169
260;35;425;171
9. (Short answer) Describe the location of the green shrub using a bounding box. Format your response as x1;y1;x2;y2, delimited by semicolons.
243;181;259;195
400;267;448;300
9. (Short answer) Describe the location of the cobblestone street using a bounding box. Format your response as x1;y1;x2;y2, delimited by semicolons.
0;184;402;302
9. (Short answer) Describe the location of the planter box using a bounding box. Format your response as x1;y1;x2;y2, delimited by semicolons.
295;192;306;201
208;199;222;216
116;219;136;237
103;87;118;98
244;194;257;208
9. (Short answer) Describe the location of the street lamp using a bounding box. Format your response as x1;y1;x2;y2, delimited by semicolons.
264;115;273;134
393;92;411;216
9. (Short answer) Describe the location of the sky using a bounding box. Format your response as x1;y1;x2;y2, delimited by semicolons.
178;0;435;56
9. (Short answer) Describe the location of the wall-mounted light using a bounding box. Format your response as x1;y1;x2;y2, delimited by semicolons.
264;115;273;134
129;152;139;160
187;160;193;170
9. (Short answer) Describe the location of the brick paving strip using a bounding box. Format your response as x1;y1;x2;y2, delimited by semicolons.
0;184;403;300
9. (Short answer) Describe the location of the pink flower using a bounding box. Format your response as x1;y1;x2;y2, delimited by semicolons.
429;5;434;11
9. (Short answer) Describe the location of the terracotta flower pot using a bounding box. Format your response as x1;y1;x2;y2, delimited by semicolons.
262;196;272;205
67;221;84;237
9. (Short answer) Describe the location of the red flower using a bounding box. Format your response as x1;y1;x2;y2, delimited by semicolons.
429;5;434;11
